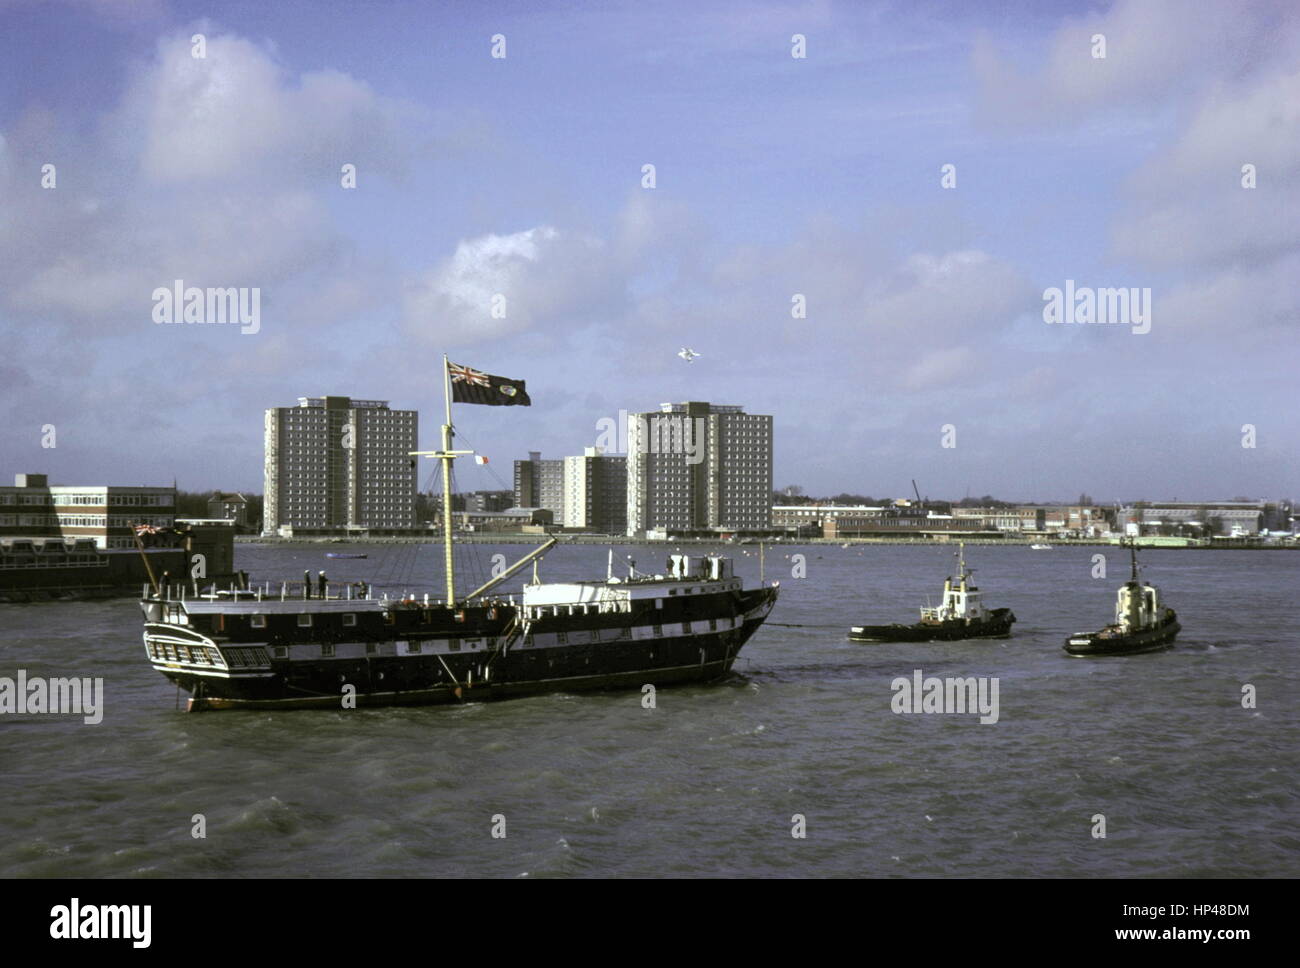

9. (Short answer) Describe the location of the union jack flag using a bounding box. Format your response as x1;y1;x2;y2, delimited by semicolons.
448;363;491;388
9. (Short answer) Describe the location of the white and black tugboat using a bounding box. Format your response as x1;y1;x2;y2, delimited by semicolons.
139;358;779;711
1064;540;1179;656
847;543;1015;642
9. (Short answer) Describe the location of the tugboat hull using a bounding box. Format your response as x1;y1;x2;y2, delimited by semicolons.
848;608;1016;643
1063;612;1180;657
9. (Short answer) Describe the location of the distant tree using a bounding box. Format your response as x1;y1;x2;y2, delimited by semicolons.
955;495;1014;508
824;493;879;506
175;490;215;517
773;489;814;505
244;494;264;531
420;490;469;521
416;491;435;525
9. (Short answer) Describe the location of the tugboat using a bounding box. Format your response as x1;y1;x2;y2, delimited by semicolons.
138;358;779;711
1064;540;1179;656
847;543;1015;642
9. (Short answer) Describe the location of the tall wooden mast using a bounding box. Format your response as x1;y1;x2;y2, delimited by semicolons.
410;354;474;605
439;354;455;604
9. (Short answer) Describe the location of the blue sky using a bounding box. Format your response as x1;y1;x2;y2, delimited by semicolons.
0;0;1295;502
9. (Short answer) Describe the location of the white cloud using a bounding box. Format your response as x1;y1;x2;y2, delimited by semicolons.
970;0;1300;348
0;29;427;330
402;226;621;344
972;0;1285;128
117;31;424;183
863;250;1035;342
1155;252;1299;339
901;345;978;390
1113;69;1300;271
8;189;335;319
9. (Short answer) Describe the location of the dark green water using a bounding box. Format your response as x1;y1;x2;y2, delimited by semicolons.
1;543;1295;877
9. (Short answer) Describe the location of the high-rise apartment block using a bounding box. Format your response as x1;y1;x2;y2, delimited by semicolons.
513;451;565;518
263;396;417;534
563;448;628;534
626;402;772;536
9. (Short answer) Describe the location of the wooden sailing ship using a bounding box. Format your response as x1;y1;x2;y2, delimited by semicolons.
138;358;779;711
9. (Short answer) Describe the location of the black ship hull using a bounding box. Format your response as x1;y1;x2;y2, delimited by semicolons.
143;583;778;711
1063;612;1180;656
848;607;1016;643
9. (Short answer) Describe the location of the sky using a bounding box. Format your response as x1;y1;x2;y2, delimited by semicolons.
0;0;1295;503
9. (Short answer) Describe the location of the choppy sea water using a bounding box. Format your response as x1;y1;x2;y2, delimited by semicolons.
1;542;1295;878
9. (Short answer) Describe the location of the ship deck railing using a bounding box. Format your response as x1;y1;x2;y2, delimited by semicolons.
0;557;112;569
142;581;518;610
